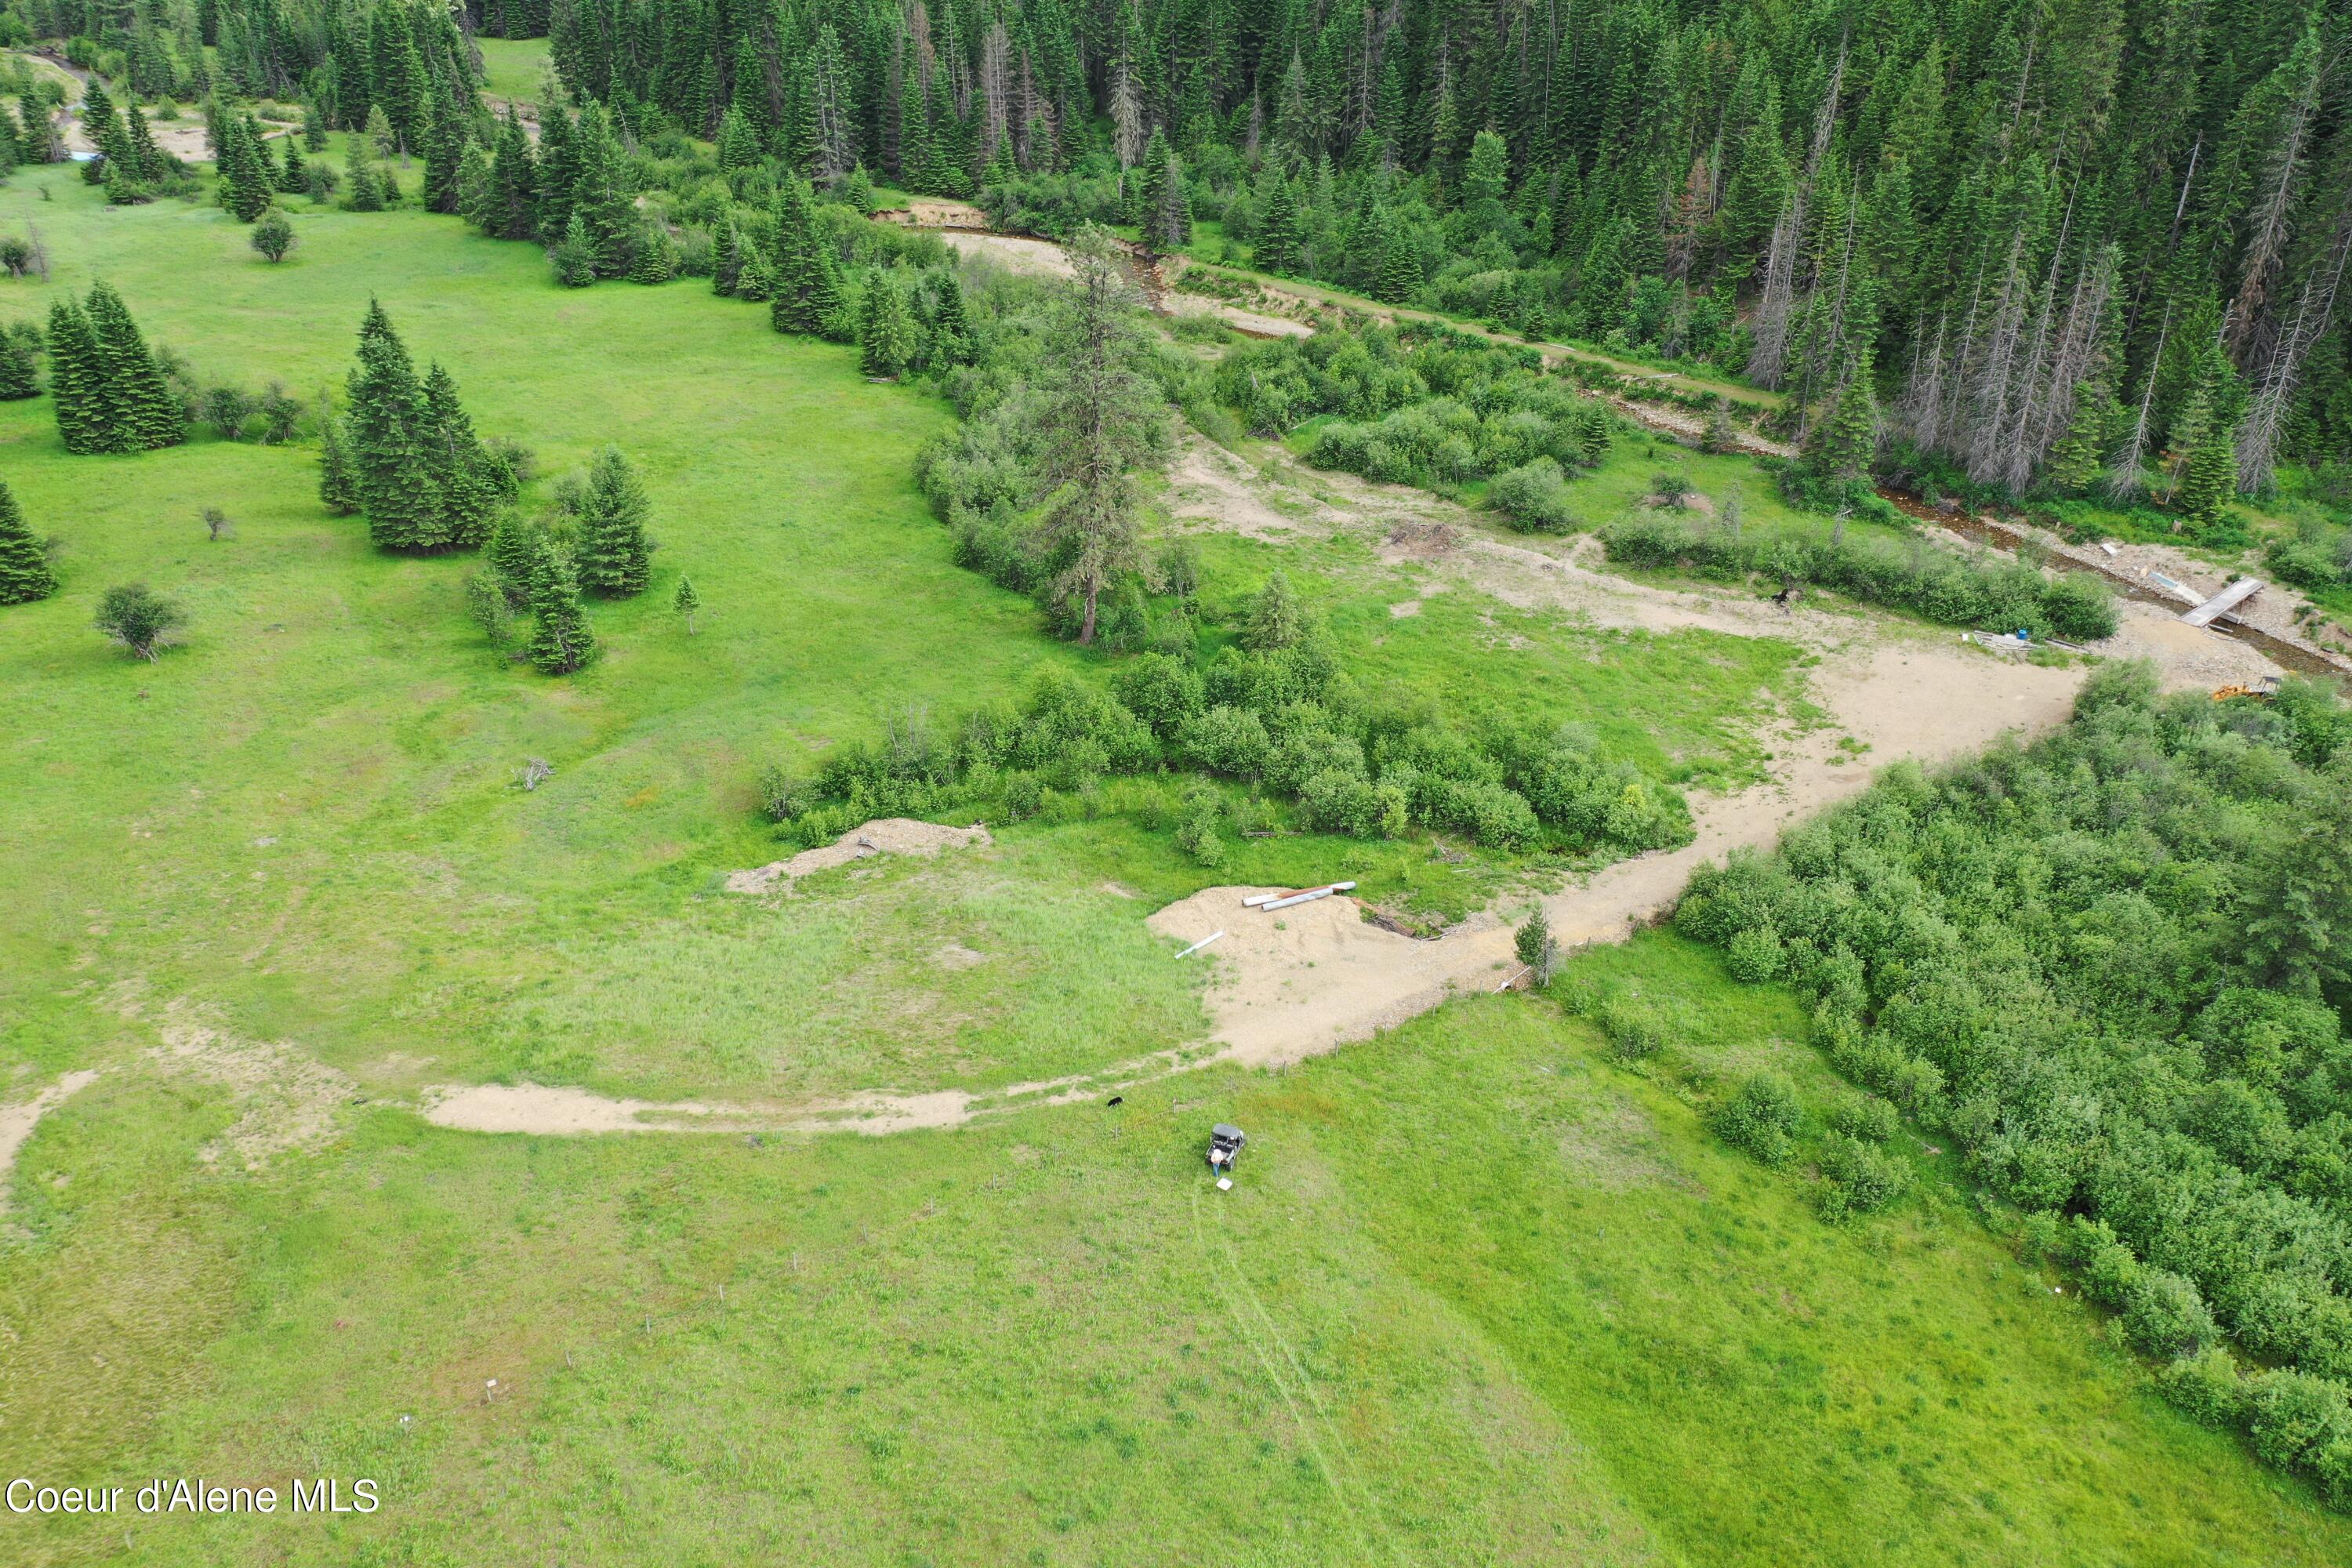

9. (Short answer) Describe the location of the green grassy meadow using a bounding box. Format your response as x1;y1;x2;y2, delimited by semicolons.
2;164;2348;1563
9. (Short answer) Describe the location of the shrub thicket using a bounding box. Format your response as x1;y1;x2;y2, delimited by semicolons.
1602;511;2120;641
1681;661;2352;1504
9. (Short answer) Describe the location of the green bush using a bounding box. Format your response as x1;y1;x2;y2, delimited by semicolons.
2247;1370;2352;1473
1819;1132;1911;1220
1487;456;1579;533
1595;999;1666;1060
1723;924;1785;982
1602;513;2121;641
1827;1094;1900;1143
2122;1269;2220;1358
1711;1072;1803;1166
2156;1347;2248;1430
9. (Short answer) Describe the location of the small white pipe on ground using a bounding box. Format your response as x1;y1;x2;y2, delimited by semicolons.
1175;931;1225;959
1261;881;1357;912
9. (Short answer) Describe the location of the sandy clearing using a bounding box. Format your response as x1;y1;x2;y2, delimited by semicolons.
1169;439;1322;542
0;1071;98;1213
401;636;2086;1140
1163;289;1316;339
880;198;991;228
728;818;991;894
935;230;1076;280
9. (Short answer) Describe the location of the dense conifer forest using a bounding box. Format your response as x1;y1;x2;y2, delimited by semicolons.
13;0;2352;511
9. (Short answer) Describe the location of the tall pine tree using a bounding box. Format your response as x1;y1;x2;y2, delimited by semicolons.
0;477;57;604
575;445;653;596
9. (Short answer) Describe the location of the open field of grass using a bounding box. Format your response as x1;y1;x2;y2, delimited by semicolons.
472;38;552;108
8;932;2346;1565
3;162;2348;1565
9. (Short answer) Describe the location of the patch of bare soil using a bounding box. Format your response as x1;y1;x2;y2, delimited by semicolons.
149;1001;354;1170
728;818;991;895
0;1071;98;1214
416;1061;1179;1138
1168;440;1321;543
2100;600;2287;689
933;230;1075;280
1382;519;1461;558
934;942;991;970
879;198;991;229
1162;289;1315;339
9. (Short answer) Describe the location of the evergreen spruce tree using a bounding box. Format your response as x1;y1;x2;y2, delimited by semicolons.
342;130;383;211
1573;405;1612;467
421;96;465;214
279;140;307;194
343;300;438;549
575;446;652;596
810;253;854;342
0;328;38;401
1376;227;1423;303
714;105;760;169
457;142;495;230
569;106;637;278
218;115;271;220
46;299;107;454
2046;383;2117;493
1254;174;1301;273
770;180;823;332
82;283;184;451
487;108;539;241
318;416;361;514
0;477;58;604
534;104;578;240
419;362;495;548
485;511;541;604
627;225;677;283
526;541;598;673
2180;421;2239;524
710;221;743;296
103;157;148;206
927;271;974;367
365;103;398;162
673;574;700;632
859;272;916;378
1805;370;1881;484
734;252;778;301
551;212;597;287
125;105;164;181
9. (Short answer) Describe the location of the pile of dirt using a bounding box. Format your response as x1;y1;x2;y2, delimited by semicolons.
727;819;992;895
1384;520;1461;557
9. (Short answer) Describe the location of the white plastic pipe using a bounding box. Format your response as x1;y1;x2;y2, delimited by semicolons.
1175;931;1225;959
1262;881;1356;911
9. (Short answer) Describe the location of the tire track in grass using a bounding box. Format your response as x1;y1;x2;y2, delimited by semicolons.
1190;1186;1414;1568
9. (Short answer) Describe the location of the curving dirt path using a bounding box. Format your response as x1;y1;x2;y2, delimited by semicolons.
0;1070;98;1214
